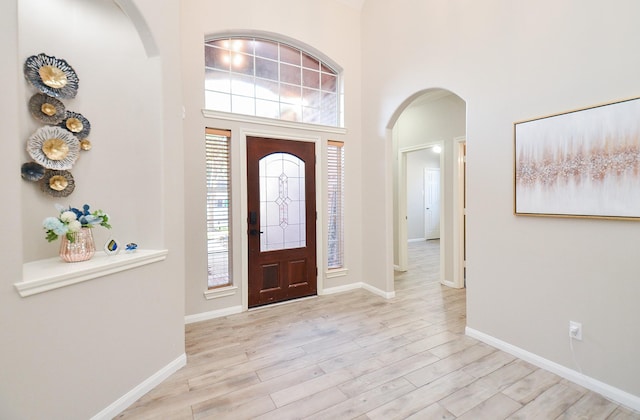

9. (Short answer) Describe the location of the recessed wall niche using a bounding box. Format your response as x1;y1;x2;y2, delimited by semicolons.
19;0;163;262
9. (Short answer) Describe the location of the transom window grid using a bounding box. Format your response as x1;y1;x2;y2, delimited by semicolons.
205;37;341;127
327;140;345;269
206;128;232;289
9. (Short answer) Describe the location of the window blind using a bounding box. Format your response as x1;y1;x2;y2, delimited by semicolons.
205;128;232;288
327;140;344;269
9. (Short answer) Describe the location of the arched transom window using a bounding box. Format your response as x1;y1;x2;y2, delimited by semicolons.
205;36;342;127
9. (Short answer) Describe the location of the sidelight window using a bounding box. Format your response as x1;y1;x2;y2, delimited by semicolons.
327;140;345;269
206;128;232;288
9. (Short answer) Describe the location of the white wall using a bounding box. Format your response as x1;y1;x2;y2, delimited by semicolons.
180;0;364;316
0;0;185;418
361;0;640;400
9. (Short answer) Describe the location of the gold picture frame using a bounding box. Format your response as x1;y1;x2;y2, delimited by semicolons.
514;97;640;220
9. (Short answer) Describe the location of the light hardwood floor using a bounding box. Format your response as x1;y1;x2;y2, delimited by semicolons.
117;240;640;419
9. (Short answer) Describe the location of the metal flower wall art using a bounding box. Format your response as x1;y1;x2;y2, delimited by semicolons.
21;53;92;197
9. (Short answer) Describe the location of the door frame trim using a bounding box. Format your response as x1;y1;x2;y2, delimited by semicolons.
239;129;323;311
454;136;466;288
441;136;466;289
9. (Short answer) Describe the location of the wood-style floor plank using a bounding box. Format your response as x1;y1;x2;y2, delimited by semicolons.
456;393;522;420
117;240;640;419
507;382;585;419
439;359;534;416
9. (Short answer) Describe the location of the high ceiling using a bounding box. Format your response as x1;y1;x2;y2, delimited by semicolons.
336;0;365;10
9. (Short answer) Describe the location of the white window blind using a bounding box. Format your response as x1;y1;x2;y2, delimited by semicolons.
327;140;344;269
206;128;232;288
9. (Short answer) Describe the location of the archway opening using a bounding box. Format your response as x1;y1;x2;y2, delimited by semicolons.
389;88;466;290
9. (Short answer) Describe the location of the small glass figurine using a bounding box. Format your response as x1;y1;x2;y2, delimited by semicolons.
103;238;120;256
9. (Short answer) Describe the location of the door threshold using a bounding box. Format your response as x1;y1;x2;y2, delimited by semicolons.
248;295;318;311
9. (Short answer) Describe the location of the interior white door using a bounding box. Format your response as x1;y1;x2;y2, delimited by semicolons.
424;168;441;239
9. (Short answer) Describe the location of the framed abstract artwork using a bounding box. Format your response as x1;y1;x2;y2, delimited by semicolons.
514;97;640;220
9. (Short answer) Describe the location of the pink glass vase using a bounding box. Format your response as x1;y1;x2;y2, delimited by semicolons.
59;228;96;262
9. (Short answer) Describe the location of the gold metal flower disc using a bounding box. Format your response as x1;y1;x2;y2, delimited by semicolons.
80;139;92;151
65;117;84;133
49;175;69;191
42;138;69;160
41;103;57;116
39;65;68;89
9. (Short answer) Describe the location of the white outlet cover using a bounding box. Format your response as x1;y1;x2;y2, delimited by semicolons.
569;321;582;340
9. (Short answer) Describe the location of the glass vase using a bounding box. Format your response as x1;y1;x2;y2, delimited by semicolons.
59;228;96;263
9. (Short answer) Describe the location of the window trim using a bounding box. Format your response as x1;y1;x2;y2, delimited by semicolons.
205;127;232;289
203;285;238;300
327;140;345;270
202;109;347;135
326;267;349;278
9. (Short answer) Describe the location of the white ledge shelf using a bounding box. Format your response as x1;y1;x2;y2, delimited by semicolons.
15;249;168;297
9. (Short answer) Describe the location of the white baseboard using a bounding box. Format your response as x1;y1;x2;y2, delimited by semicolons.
322;282;395;299
184;305;243;324
441;279;463;289
465;327;640;412
321;282;363;295
91;353;186;420
362;282;396;299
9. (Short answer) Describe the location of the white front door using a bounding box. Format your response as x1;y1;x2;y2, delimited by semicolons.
424;167;440;240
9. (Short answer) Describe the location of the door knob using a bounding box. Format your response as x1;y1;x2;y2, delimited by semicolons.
249;229;263;236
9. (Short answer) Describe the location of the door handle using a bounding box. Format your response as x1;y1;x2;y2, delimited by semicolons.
249;229;263;236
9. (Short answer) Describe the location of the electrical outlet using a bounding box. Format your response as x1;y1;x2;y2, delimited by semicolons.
569;321;582;341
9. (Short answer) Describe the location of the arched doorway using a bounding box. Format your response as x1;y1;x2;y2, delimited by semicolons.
389;88;466;289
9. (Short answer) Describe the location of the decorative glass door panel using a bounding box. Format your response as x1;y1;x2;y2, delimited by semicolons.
259;153;306;251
